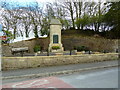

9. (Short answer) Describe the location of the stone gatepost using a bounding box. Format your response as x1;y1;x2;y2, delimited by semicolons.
48;19;64;52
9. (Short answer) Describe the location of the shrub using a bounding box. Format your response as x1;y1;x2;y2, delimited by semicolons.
52;46;60;50
74;46;89;51
73;46;77;50
34;45;41;52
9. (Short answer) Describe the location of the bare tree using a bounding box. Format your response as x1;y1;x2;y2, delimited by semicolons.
62;2;75;29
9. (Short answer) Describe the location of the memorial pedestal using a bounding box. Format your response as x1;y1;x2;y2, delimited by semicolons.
48;19;64;52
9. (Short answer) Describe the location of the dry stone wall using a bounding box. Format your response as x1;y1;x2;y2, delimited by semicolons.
62;36;118;52
2;53;118;71
1;36;118;56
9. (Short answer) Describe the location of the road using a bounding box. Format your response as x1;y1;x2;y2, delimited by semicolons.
59;67;119;88
2;67;119;88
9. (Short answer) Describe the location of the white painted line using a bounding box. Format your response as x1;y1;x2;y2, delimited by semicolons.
12;79;49;88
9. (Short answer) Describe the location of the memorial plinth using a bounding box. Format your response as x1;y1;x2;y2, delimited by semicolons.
48;19;64;52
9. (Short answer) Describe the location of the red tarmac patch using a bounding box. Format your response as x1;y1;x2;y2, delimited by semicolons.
1;77;74;88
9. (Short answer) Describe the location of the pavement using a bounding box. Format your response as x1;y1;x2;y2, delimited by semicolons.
2;60;119;80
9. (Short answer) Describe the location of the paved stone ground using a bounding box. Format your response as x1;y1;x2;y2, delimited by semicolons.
2;60;118;77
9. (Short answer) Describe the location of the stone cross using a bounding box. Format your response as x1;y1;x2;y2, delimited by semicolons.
48;19;64;52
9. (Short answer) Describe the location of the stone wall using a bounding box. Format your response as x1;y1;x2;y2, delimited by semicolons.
1;36;118;56
62;36;118;52
9;38;50;53
2;53;118;70
2;38;49;56
2;44;12;56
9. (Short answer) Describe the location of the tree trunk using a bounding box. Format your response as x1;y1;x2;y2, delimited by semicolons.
34;25;39;38
78;2;82;18
25;26;29;37
74;2;78;19
13;26;17;39
69;2;75;29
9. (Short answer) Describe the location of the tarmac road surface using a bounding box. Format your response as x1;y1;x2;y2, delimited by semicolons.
59;67;119;88
2;67;119;88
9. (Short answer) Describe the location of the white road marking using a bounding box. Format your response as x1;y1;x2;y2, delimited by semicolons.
12;79;49;88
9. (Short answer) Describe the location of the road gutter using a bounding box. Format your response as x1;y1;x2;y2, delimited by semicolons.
2;64;119;80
